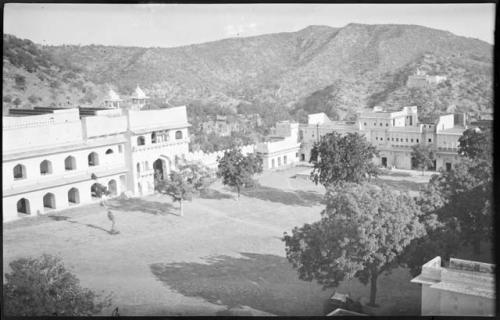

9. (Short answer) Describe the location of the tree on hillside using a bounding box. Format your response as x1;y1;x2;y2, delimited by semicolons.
283;183;425;307
155;161;214;216
411;144;436;175
458;128;492;162
216;148;263;199
3;254;112;316
309;132;378;187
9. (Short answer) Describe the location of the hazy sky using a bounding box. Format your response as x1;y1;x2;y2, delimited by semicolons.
4;3;496;47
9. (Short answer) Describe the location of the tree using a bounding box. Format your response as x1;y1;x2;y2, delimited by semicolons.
155;161;213;216
3;254;112;316
216;148;263;199
411;144;436;175
14;74;26;90
458;128;492;162
309;132;378;187
283;183;425;307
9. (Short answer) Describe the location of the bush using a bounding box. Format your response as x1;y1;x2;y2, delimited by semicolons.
3;254;112;316
14;74;26;90
3;95;12;103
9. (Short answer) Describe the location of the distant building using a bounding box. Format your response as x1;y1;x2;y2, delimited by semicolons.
411;256;495;316
407;69;447;88
299;106;468;171
256;121;301;170
130;85;150;109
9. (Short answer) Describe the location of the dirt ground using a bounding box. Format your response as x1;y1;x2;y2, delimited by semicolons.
4;166;432;316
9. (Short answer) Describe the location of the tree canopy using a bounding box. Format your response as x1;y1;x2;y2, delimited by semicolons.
3;254;112;316
458;127;492;162
410;143;436;175
216;148;263;198
309;132;378;187
283;183;425;306
155;161;214;216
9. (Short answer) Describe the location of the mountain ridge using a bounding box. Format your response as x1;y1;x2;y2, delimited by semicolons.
3;23;493;119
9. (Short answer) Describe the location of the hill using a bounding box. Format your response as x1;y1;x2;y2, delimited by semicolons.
3;23;493;120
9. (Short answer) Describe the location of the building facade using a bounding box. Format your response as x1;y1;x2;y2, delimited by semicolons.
3;104;190;222
256;121;301;170
299;106;467;171
411;256;495;316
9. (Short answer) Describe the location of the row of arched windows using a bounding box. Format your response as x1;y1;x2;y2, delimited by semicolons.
16;181;118;215
136;130;183;146
12;149;114;180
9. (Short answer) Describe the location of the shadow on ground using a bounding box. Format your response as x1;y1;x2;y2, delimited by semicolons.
47;215;113;234
107;198;177;216
150;252;329;316
240;184;324;207
199;189;234;200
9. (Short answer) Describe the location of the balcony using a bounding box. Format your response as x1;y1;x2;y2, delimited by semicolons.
132;138;190;152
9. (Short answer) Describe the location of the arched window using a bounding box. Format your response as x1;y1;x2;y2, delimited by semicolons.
68;188;80;204
43;193;56;210
40;160;53;175
65;156;76;171
13;164;27;180
151;132;157;144
175;130;183;140
88;152;99;167
136;162;141;177
105;149;114;155
137;136;145;146
17;198;30;214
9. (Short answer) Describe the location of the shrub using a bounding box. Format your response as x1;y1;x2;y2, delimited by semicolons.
3;254;112;316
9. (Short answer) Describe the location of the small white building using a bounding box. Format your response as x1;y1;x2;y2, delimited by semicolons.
130;85;149;109
255;121;301;170
411;256;495;316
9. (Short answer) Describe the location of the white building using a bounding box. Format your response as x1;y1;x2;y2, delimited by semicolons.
255;121;301;170
299;106;467;171
3;104;190;222
411;256;495;316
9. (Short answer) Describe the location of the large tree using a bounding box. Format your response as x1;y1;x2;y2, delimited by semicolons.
155;161;214;216
410;144;436;175
458;127;492;162
216;148;263;199
283;183;425;306
421;158;492;254
3;254;112;316
309;132;378;187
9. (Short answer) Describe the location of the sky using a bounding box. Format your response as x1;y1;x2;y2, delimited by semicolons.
3;3;496;48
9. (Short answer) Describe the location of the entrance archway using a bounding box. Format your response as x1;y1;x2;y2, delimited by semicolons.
68;188;80;204
153;158;166;181
43;193;56;210
17;198;30;214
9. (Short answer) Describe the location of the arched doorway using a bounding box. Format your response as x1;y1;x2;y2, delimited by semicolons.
17;198;30;214
108;179;117;196
90;183;101;200
153;158;166;181
68;188;80;204
43;193;56;210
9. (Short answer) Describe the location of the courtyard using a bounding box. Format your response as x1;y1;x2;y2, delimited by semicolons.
4;166;432;316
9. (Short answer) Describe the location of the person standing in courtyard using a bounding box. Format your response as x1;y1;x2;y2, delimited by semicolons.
107;210;119;234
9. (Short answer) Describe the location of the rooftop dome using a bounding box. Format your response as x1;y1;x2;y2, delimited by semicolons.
106;88;122;101
132;85;148;99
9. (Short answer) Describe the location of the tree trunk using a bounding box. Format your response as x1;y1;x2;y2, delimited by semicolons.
236;185;240;200
368;269;378;307
179;199;183;217
421;167;425;176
